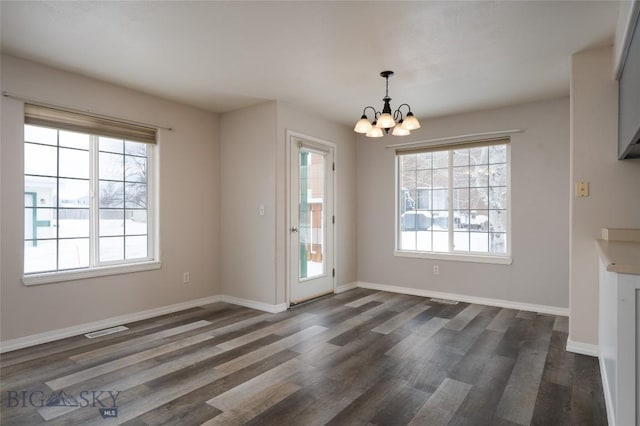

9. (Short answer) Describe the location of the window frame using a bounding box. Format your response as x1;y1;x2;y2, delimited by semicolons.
22;109;161;286
394;138;512;265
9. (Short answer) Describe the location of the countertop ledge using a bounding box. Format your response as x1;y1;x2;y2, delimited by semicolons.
596;239;640;275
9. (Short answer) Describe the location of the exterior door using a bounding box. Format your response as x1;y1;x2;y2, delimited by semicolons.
289;136;334;304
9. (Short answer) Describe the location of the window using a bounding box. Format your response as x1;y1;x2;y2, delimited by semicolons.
397;138;510;263
23;104;158;281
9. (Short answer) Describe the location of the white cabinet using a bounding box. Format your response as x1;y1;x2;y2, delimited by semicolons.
598;258;640;426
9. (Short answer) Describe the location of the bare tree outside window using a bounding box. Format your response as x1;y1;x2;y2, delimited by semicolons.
98;138;149;262
23;124;153;274
397;141;510;257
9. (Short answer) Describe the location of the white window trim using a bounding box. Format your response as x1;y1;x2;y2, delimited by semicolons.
394;250;512;265
22;121;161;284
22;261;162;286
394;138;512;263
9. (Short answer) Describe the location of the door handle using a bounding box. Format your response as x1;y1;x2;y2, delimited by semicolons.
290;227;298;233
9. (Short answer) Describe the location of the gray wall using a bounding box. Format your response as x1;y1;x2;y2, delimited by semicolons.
220;102;278;305
0;55;221;341
569;46;640;347
357;97;570;309
220;101;357;307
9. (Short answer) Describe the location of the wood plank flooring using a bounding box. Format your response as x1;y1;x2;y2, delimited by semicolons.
0;289;607;425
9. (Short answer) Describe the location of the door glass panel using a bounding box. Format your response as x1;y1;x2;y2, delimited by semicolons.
299;149;325;280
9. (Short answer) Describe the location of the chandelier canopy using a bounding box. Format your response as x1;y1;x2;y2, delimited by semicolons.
354;70;421;138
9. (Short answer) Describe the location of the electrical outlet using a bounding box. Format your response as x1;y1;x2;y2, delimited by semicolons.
183;272;190;283
433;265;439;275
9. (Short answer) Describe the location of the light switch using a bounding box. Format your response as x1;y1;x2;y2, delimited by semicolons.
259;205;265;216
576;181;589;197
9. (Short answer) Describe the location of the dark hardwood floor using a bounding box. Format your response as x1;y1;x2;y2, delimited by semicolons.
0;289;607;425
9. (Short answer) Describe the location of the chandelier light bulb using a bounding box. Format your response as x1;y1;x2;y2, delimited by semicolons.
377;113;395;129
366;122;384;137
354;115;372;133
392;120;410;136
402;112;421;130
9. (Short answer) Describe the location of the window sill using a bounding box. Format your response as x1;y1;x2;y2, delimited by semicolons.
22;261;162;286
394;250;512;265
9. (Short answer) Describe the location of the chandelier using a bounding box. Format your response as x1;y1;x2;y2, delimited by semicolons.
354;70;421;138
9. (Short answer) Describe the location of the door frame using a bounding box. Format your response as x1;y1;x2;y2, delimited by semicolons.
285;130;337;308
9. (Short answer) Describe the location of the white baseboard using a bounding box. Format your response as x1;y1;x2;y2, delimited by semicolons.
0;282;579;354
219;295;287;314
356;281;570;316
598;353;616;426
335;282;358;294
0;295;222;354
565;337;599;357
0;293;290;353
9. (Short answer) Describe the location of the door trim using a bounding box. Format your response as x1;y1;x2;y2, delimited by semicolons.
285;130;337;308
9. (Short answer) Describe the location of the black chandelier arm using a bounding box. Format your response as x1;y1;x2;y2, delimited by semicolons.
361;105;379;120
393;109;404;122
395;103;413;114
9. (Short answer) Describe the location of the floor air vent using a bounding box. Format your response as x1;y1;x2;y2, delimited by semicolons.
430;298;459;305
84;326;129;339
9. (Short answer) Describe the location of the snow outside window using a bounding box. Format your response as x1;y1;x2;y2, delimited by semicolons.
23;113;157;279
397;139;510;262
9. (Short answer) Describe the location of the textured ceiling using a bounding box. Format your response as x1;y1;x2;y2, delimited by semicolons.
1;1;620;126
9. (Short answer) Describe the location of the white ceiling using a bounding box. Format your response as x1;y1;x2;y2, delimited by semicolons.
1;1;621;126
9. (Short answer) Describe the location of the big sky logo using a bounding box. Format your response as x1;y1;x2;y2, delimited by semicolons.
6;390;120;418
45;390;79;407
